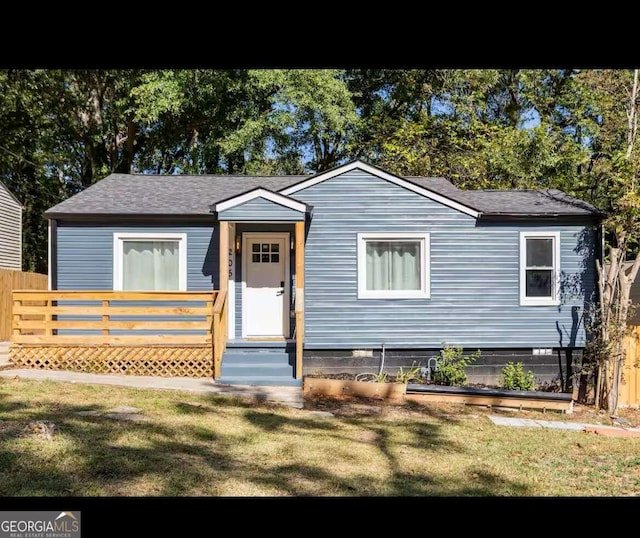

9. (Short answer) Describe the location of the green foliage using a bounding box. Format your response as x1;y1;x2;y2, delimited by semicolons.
432;344;481;386
394;363;422;384
499;362;536;391
371;371;389;383
221;69;358;172
355;371;388;383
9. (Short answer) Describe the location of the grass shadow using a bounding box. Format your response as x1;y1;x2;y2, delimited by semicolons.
0;378;535;496
243;409;337;432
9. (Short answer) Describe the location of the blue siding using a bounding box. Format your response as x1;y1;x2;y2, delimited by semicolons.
57;222;218;290
292;169;596;349
218;197;305;221
55;222;218;336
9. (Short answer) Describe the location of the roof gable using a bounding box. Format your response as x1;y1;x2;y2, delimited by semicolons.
0;180;24;209
213;187;311;214
279;160;481;218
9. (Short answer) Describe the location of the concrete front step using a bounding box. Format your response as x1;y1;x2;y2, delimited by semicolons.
222;352;291;363
221;363;294;377
220;342;297;386
216;376;302;387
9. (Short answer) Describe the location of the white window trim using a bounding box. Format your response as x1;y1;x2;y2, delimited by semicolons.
357;232;430;299
113;232;188;291
519;231;560;306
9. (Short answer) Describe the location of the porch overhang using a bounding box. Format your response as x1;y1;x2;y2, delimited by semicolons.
214;201;307;380
212;188;312;222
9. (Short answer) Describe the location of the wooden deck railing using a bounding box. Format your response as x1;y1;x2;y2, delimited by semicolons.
212;289;227;378
10;290;219;378
12;290;215;345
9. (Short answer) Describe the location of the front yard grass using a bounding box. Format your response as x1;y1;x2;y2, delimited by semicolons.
1;376;639;496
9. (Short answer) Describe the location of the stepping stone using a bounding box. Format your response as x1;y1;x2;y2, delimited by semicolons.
533;420;585;431
103;413;147;422
308;410;335;418
488;416;541;428
106;406;142;414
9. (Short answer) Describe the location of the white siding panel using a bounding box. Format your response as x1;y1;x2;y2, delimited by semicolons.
0;182;22;270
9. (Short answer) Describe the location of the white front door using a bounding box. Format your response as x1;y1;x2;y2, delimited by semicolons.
243;233;289;338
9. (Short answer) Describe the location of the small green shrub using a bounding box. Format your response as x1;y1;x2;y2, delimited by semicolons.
372;371;389;383
355;371;388;383
432;344;481;386
500;361;536;391
394;363;422;384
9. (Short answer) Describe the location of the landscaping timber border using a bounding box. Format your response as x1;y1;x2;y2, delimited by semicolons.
302;378;574;413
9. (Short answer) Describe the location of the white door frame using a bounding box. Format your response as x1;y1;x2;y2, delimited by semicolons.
241;232;290;339
227;223;235;340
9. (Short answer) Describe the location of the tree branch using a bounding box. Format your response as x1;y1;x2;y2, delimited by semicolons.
627;69;639;161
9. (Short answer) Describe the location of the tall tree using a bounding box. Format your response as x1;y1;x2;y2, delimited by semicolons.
0;70;66;273
219;69;358;173
131;70;275;174
580;69;640;413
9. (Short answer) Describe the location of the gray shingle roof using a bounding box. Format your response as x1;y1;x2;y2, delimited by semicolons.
46;174;308;216
45;171;604;218
408;177;603;216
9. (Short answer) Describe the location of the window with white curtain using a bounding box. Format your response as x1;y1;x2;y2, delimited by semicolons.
113;233;187;291
519;231;560;306
357;233;430;299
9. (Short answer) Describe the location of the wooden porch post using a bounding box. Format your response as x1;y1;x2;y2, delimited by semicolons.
295;221;305;379
214;221;229;378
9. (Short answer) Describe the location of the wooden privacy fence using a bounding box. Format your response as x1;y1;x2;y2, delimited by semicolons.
621;326;640;408
11;290;219;378
0;268;47;340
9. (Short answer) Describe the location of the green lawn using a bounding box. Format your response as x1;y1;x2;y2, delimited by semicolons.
1;377;639;496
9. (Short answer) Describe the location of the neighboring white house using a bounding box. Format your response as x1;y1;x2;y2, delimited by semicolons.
0;180;23;270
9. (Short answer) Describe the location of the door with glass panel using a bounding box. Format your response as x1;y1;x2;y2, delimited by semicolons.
243;233;289;338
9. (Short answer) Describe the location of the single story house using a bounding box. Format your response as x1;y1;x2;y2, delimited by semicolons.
31;160;603;387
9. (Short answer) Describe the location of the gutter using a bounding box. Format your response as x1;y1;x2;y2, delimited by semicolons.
43;213;217;223
477;213;605;223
